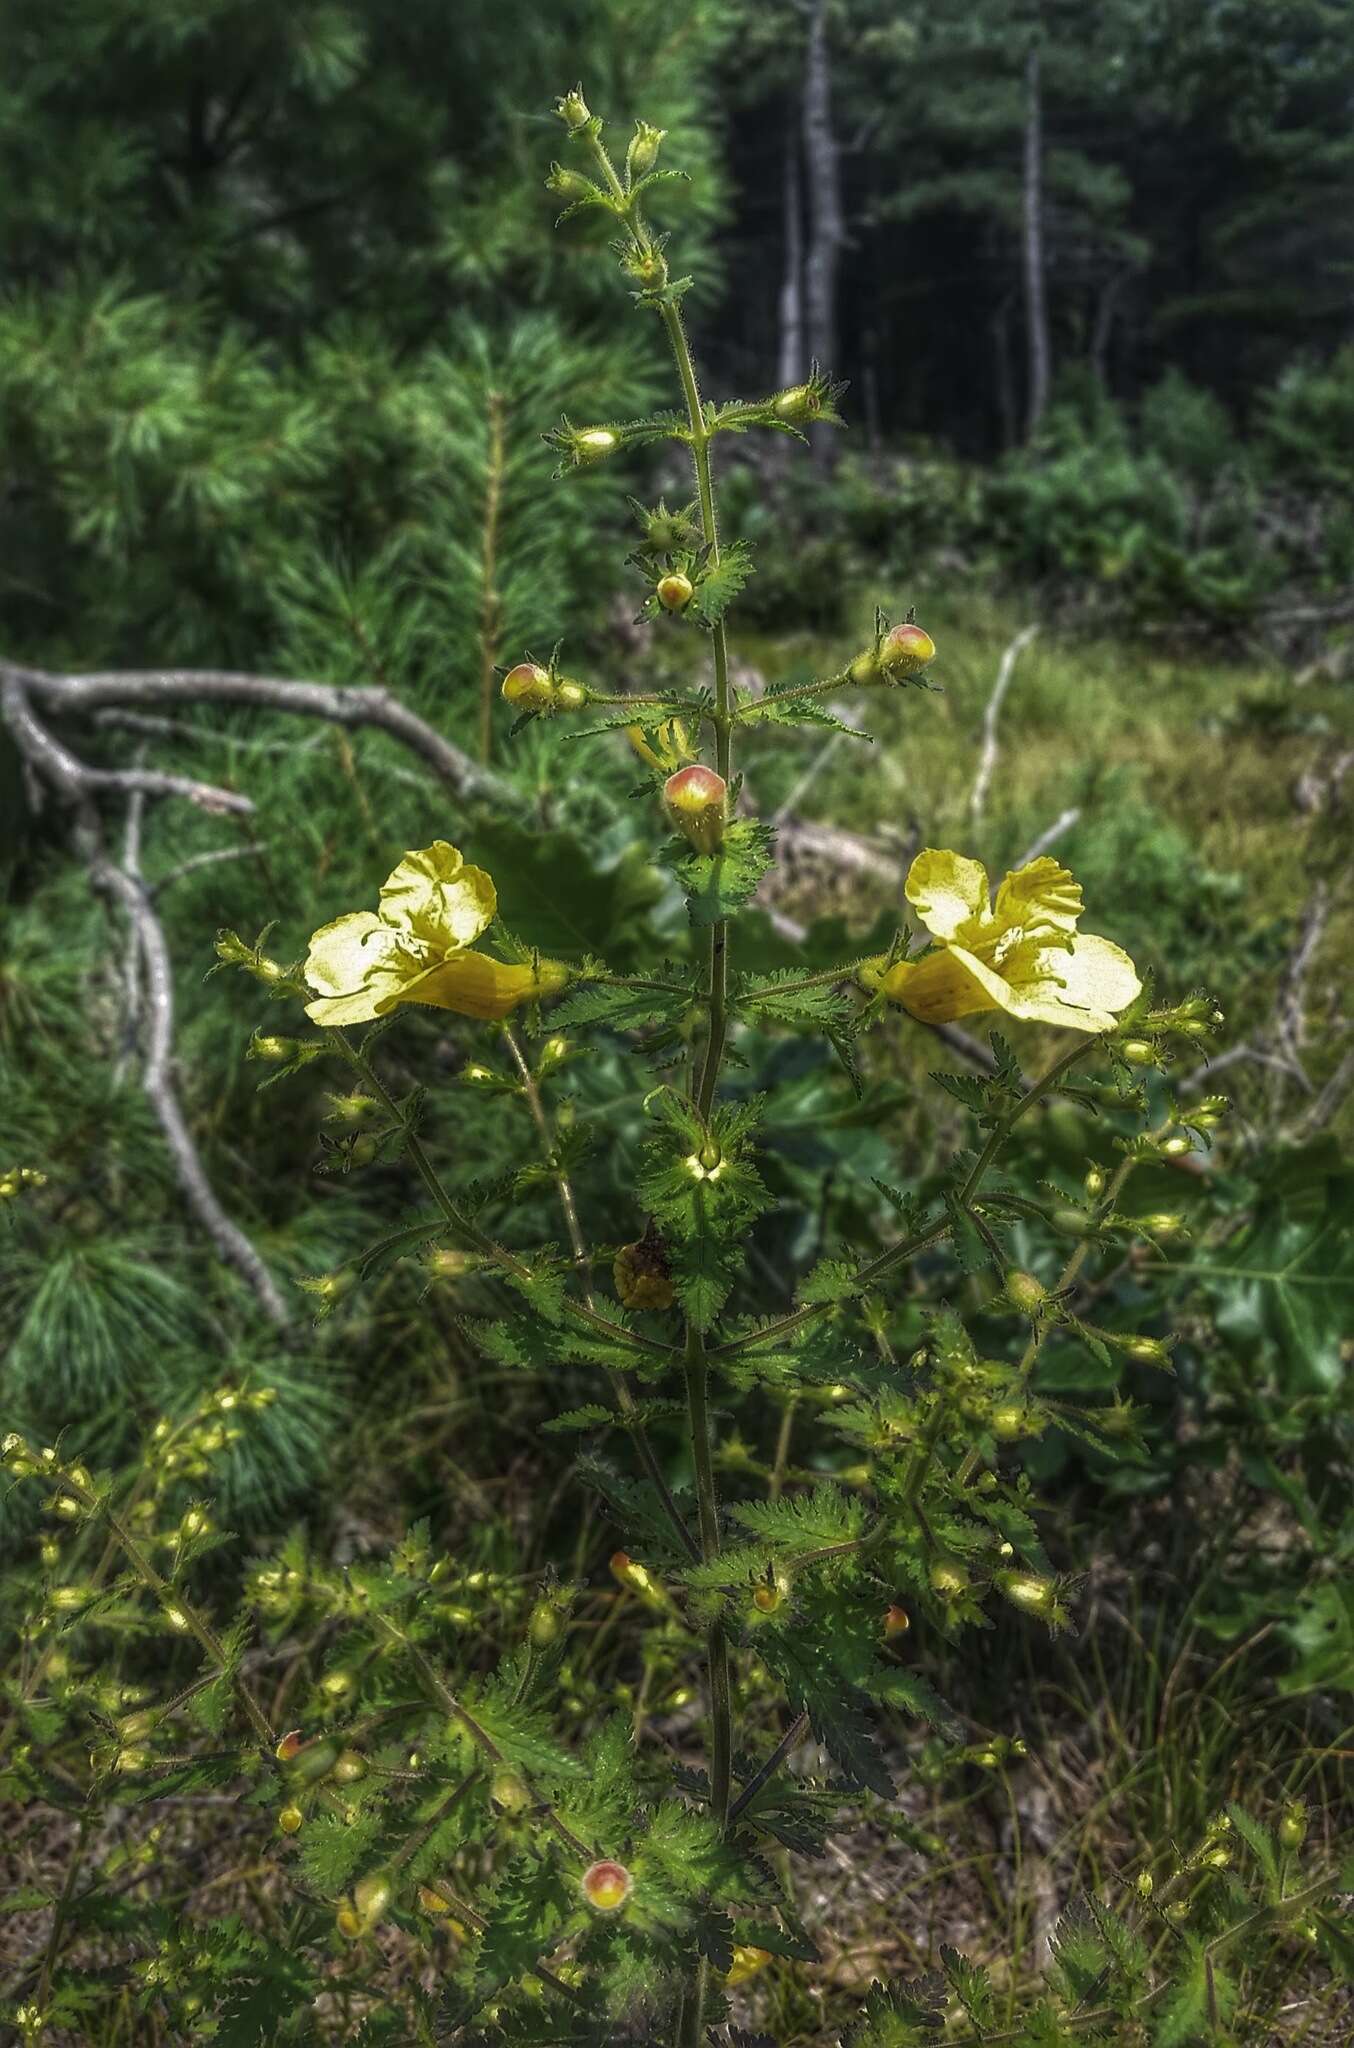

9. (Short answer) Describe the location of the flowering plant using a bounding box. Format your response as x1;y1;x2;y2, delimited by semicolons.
4;84;1342;2048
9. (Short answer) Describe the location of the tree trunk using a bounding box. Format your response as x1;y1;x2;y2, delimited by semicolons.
1090;265;1129;392
992;289;1017;452
802;0;844;466
777;110;804;393
1021;43;1051;439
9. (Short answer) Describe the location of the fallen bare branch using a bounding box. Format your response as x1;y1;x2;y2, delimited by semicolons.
969;623;1038;822
9;659;512;805
1015;805;1082;869
1;674;254;814
77;807;292;1328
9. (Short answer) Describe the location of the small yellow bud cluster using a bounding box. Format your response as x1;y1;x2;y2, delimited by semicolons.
0;1164;46;1200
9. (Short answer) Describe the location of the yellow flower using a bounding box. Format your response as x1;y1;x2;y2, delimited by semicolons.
303;842;567;1027
864;849;1139;1033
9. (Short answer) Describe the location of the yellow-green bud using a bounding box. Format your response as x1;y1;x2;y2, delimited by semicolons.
1278;1804;1307;1850
491;1769;531;1813
1120;1038;1157;1066
556;86;591;133
1005;1269;1048;1314
773;382;824;424
502;662;555;713
656;570;694;613
626;122;665;180
997;1570;1058;1616
278;1804;304;1835
929;1557;969;1599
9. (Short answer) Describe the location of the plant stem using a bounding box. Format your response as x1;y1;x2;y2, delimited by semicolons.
338;1034;675;1363
683;1324;732;1831
477;387;505;764
501;1026;699;1564
728;1710;811;1822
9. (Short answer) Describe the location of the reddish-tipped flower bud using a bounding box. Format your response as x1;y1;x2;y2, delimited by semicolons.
284;1736;341;1786
883;1604;911;1638
878;622;936;678
609;1551;663;1605
613;1234;675;1312
275;1728;304;1764
656;570;694;613
663;764;727;856
502;663;555;713
581;1859;633;1913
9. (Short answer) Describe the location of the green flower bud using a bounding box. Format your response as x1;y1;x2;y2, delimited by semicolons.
1050;1206;1095;1238
997;1569;1058;1617
1278;1803;1307;1850
626;122;665;180
848;648;883;687
773;382;824;424
1005;1269;1048;1313
556;86;592;134
491;1769;531;1813
545;163;594;202
929;1557;969;1599
1120;1038;1157;1066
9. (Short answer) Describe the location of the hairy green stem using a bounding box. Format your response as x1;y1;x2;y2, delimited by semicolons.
338;1034;675;1362
501;1026;698;1564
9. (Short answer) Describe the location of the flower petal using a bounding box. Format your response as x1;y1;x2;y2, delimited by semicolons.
905;849;991;942
1004;932;1141;1032
400;951;569;1022
993;857;1083;938
379;842;496;951
303;912;410;1025
882;943;1015;1024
